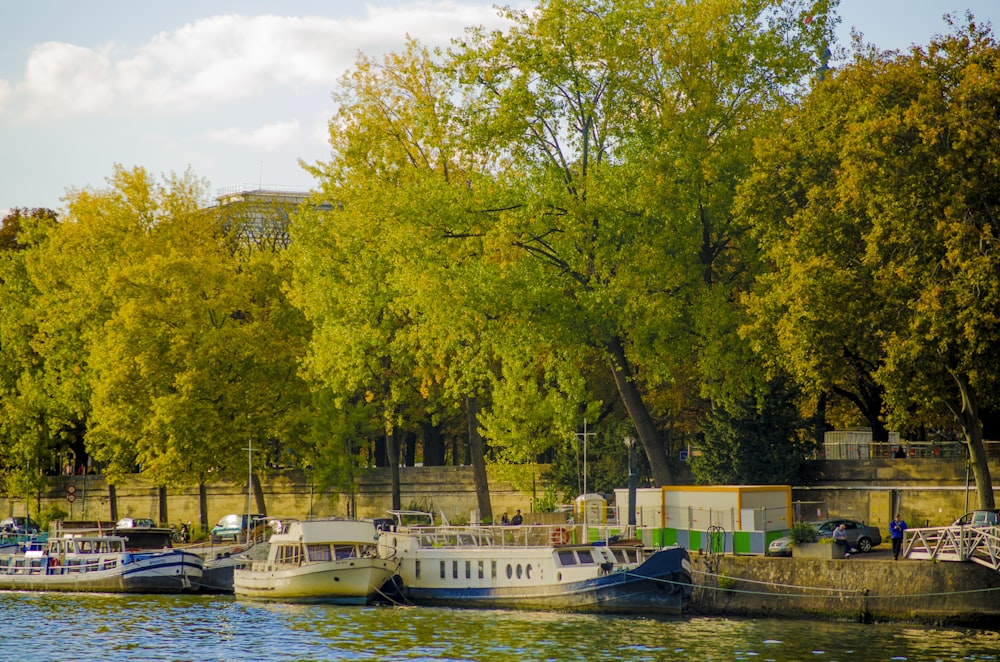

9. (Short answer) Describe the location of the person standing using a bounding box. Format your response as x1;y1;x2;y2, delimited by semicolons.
510;509;523;525
889;513;908;561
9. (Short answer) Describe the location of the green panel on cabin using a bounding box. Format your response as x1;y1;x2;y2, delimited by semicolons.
688;530;701;551
766;530;789;544
733;531;752;554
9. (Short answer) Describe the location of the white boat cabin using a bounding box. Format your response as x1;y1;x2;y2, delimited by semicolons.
260;519;380;569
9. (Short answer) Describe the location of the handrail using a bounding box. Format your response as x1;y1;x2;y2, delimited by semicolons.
392;523;625;549
903;524;1000;573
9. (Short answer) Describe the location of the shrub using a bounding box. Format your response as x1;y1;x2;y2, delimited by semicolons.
38;503;69;532
790;521;818;544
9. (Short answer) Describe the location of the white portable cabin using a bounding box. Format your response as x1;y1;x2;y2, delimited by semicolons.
614;485;792;555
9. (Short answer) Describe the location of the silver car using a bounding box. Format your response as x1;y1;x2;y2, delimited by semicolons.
952;509;1000;526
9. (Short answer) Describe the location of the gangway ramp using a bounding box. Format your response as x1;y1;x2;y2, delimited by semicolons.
903;524;1000;572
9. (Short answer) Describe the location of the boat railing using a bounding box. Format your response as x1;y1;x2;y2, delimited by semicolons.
400;523;623;549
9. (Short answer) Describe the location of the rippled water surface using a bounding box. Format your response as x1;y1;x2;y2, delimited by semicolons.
1;592;997;661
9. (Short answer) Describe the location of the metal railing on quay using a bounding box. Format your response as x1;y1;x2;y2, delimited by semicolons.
903;523;1000;572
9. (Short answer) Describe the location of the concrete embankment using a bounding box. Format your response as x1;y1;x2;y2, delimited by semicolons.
688;552;1000;627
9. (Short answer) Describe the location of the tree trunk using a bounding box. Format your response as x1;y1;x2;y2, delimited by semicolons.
387;428;401;511
199;482;209;534
374;434;387;467
466;396;493;523
158;486;168;526
951;371;995;510
108;484;118;521
252;473;268;516
421;420;445;466
403;430;417;467
607;335;672;486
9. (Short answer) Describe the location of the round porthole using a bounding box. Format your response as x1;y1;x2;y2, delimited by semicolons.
506;564;513;579
526;564;532;579
516;564;523;579
557;571;562;581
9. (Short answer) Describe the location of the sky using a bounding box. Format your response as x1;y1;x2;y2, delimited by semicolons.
2;1;997;216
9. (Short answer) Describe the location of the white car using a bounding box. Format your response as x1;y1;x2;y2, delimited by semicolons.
768;536;794;557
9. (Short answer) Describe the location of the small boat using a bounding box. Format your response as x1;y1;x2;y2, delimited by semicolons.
0;533;203;593
233;518;399;604
376;511;692;615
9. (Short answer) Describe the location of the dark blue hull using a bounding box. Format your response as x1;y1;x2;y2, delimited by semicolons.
401;546;691;615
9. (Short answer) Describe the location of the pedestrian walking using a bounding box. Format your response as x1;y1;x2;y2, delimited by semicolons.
889;513;908;560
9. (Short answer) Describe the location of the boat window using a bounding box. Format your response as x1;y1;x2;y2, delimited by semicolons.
333;545;355;560
477;560;484;579
557;550;577;566
415;559;421;579
278;544;304;565
440;560;446;579
577;550;595;565
452;560;459;579
309;544;333;562
526;564;532;579
516;564;523;579
491;560;497;579
465;561;471;579
505;564;513;579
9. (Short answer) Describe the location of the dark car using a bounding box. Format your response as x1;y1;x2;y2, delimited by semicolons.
1;516;40;535
816;519;882;553
952;509;1000;526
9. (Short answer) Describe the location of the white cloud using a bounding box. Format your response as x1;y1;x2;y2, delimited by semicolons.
20;42;115;118
2;3;517;121
205;119;302;150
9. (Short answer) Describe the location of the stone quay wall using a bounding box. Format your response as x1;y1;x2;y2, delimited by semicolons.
3;465;537;528
690;553;1000;626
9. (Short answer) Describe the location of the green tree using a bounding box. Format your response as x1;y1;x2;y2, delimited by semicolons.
294;37;505;515
739;15;999;507
690;376;813;485
81;169;315;525
446;0;835;484
0;208;61;514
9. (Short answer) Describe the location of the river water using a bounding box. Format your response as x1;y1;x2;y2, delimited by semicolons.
1;592;997;661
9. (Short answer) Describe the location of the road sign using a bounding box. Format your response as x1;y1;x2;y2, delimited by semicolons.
67;485;77;495
66;493;76;503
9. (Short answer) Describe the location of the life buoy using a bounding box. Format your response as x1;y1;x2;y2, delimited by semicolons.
48;556;58;573
550;527;570;545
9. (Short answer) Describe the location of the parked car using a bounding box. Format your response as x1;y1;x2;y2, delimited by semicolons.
815;519;882;552
952;509;1000;526
0;516;40;535
768;535;794;557
210;513;266;542
769;518;882;556
116;517;155;528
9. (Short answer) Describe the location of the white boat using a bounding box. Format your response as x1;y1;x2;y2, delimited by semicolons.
233;518;399;604
0;534;203;593
376;511;692;615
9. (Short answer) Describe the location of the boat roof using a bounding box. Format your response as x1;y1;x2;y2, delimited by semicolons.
276;518;378;545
